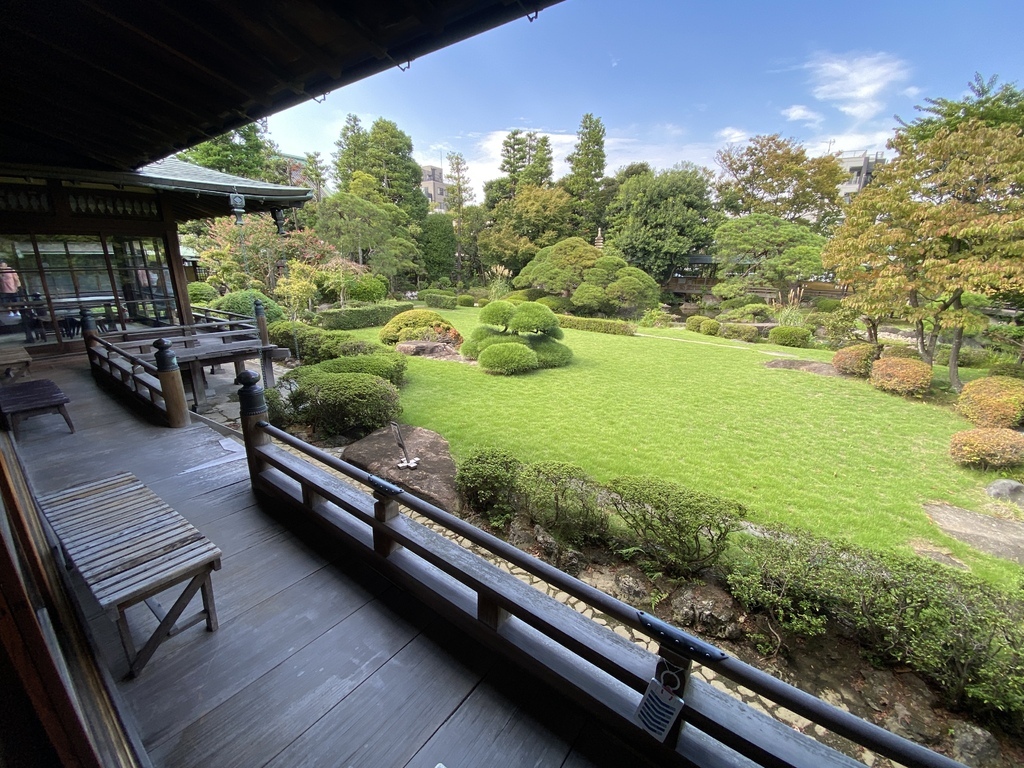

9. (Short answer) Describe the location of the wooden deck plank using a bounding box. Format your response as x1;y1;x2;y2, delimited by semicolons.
264;620;495;768
147;588;433;767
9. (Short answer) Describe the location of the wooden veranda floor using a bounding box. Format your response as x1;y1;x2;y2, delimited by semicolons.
14;358;660;768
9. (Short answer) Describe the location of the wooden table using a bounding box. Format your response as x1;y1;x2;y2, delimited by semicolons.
0;345;31;381
0;378;74;438
38;472;222;677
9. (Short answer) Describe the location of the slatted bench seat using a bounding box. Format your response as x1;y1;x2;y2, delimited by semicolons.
0;345;31;380
38;472;222;677
0;378;74;438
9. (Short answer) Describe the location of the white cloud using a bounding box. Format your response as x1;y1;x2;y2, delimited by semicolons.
781;104;823;127
716;127;748;144
805;51;910;122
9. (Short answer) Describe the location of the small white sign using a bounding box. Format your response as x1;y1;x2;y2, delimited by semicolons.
635;678;684;741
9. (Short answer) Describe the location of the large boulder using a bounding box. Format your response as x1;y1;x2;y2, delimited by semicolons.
341;425;459;513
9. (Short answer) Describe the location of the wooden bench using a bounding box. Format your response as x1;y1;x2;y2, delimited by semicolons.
38;472;222;677
0;345;31;381
0;378;74;438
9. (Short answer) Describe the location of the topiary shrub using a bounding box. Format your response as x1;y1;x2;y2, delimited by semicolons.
956;376;1024;428
424;293;458;309
379;309;448;345
478;300;516;330
460;331;528;360
284;370;400;438
832;343;880;377
528;336;574;368
607;475;741;577
699;318;721;337
187;281;219;305
455;448;522;528
478;342;539;375
720;323;760;343
869;357;932;396
211;289;285;322
507;301;559;335
311;351;407;385
950;428;1024;469
555;314;636;335
685;314;711;333
881;343;920;360
456;294;476;307
716;303;773;323
477;298;490;308
515;462;607;546
767;326;812;348
989;363;1024;380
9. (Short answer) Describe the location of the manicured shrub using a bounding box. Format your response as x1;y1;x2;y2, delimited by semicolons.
502;288;546;303
455;448;523;528
767;326;812;348
699;318;721;337
989;363;1024;380
312;351;407;385
811;298;843;313
555;314;636;335
263;386;293;428
607;476;741;576
528;336;574;368
187;281;219;305
319;301;414;330
478;342;539;375
536;295;575;314
379;309;448;345
950;428;1024;469
459;331;528;360
869;357;933;396
956;376;1024;428
395;322;463;347
832;343;880;377
424;293;458;309
727;528;1024;722
638;309;675;328
456;294;476;307
211;289;285;322
881;343;920;359
266;321;356;364
516;462;608;546
716;303;772;323
718;295;766;310
479;300;516;329
477;298;490;307
720;323;760;343
685;314;711;333
507;301;559;335
347;274;389;303
285;370;400;438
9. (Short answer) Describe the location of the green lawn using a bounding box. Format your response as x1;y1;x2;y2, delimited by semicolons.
351;308;1022;588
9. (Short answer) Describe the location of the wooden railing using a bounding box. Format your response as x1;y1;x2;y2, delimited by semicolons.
234;371;964;768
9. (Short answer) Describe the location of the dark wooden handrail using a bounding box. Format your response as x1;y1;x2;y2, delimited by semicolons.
244;412;964;768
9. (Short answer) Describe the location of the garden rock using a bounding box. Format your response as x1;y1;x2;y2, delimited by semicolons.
670;583;743;640
986;478;1024;507
342;426;459;512
614;572;649;601
395;340;462;360
950;720;1003;767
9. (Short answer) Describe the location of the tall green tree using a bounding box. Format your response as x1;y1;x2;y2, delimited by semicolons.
479;185;575;275
521;133;554;188
561;113;607;240
303;151;330;202
445;151;475;279
715;134;845;234
499;129;529;191
714;214;825;294
899;73;1024;142
421;213;457;283
332;114;370;188
607;164;719;283
364;118;429;223
822;120;1024;390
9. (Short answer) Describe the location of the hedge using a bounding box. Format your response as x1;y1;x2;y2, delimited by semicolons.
832;343;880;377
266;321;356;364
767;326;812;348
555;314;636;336
956;376;1024;428
318;301;414;330
869;357;933;396
311;351;407;385
950;428;1024;469
720;323;760;343
424;293;458;309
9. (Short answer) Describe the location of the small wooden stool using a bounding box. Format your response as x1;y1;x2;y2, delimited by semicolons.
0;378;74;438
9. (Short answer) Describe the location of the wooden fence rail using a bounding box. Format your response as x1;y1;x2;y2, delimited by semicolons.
233;371;964;768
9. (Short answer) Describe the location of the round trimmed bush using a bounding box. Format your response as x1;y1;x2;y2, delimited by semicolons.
460;331;528;360
477;298;490;307
507;301;559;335
379;309;448;345
869;357;933;396
956;376;1024;428
685;314;711;333
287;371;400;437
528;336;573;368
699;318;721;336
720;323;760;343
768;326;812;348
312;351;407;385
457;294;476;307
989;363;1024;380
950;428;1024;469
211;289;285;323
479;300;516;329
881;344;920;360
832;343;880;377
187;281;219;305
478;342;539;375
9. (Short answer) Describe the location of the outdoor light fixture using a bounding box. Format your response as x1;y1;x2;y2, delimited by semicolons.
271;207;286;235
229;193;246;225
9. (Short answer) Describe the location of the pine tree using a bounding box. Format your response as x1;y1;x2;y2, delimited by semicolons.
561;113;607;239
446;152;475;278
332;114;369;187
521;133;553;188
499;129;529;194
303;152;330;202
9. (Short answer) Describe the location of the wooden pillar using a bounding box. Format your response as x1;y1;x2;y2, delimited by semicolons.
236;370;271;485
253;299;275;388
153;339;190;428
80;309;98;350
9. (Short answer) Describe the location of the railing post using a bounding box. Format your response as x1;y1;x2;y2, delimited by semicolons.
153;338;190;428
253;299;275;388
80;309;99;359
373;492;400;557
236;370;271;485
477;592;509;630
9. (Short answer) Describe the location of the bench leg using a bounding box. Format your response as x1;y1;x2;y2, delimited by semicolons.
200;572;219;632
57;404;75;434
123;569;211;678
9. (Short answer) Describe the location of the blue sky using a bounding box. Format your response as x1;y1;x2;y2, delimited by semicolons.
266;0;1024;199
